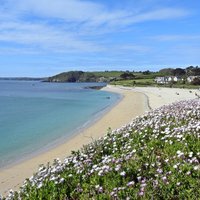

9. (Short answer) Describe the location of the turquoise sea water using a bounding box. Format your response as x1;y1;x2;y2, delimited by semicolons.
0;81;120;168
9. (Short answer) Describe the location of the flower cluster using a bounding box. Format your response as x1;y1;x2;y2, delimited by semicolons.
2;99;200;199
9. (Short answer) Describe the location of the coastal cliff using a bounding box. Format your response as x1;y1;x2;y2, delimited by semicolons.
46;71;122;83
47;71;103;83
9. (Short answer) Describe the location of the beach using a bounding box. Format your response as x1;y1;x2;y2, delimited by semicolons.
0;85;147;194
0;85;199;195
132;86;199;109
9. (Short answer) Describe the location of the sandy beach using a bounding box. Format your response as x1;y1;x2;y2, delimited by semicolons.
0;85;199;195
132;86;199;109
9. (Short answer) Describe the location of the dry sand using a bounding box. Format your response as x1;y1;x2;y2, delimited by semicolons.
0;85;147;195
1;85;199;195
132;86;200;109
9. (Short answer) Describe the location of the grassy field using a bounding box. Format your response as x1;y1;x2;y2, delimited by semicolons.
110;79;200;89
4;99;200;199
92;71;124;78
110;79;156;87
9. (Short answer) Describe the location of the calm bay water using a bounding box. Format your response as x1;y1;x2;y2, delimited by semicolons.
0;81;120;168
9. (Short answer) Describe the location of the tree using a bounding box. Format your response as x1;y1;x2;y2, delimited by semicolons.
142;70;151;75
120;72;135;80
191;77;200;85
172;68;186;76
192;66;200;76
186;66;200;76
159;68;174;76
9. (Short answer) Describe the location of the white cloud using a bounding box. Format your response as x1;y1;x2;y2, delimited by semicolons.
150;34;200;41
7;0;104;22
4;0;189;28
0;21;104;53
0;0;191;55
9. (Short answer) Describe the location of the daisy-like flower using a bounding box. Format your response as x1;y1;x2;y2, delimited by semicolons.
120;171;126;176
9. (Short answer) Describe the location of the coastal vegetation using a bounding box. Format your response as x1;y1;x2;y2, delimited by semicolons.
46;66;200;88
3;99;200;199
46;71;123;83
1;66;200;88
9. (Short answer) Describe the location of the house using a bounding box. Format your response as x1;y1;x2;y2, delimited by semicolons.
155;76;181;84
154;77;167;84
187;76;200;83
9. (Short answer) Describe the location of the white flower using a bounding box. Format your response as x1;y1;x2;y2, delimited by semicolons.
120;171;126;176
186;171;191;175
37;182;43;189
127;181;135;187
176;150;181;154
59;178;64;183
173;164;178;169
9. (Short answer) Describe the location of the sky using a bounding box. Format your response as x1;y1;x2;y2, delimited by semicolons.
0;0;200;77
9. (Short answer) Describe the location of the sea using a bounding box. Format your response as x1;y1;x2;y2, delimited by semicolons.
0;81;120;168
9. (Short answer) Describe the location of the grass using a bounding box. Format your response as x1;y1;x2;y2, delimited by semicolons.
110;79;200;89
92;71;124;78
3;99;200;199
110;79;155;87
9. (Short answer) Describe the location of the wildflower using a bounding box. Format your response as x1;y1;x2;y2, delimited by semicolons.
115;164;121;172
37;183;43;189
176;182;181;186
120;171;126;176
186;171;191;175
127;181;135;187
176;150;181;154
156;168;163;174
95;185;103;193
162;176;167;181
165;159;169;163
110;191;117;197
59;178;64;183
173;164;178;169
98;170;104;176
138;191;144;196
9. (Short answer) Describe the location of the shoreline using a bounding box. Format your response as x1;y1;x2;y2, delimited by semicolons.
0;85;147;194
0;90;122;171
1;85;199;195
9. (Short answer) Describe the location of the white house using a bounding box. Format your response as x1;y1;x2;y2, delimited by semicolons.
155;76;181;84
187;76;200;83
154;77;167;84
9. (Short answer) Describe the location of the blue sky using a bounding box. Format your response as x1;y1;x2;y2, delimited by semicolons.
0;0;200;77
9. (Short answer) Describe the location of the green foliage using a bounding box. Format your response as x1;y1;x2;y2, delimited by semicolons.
92;71;124;78
172;68;186;77
111;79;155;87
159;68;174;76
48;71;85;82
191;77;200;85
186;66;200;76
120;72;135;80
48;71;125;83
